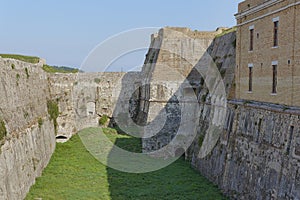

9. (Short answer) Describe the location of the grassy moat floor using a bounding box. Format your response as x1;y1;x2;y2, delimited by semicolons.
26;128;227;200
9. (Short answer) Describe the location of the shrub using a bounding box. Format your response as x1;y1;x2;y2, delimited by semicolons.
99;115;109;126
38;118;43;128
0;118;7;141
23;111;29;119
11;64;15;70
94;78;101;84
47;100;59;134
16;73;20;86
25;67;30;79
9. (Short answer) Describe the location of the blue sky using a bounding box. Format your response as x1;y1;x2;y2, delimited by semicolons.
0;0;243;71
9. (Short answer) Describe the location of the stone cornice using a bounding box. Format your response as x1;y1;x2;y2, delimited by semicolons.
235;0;283;20
236;0;300;26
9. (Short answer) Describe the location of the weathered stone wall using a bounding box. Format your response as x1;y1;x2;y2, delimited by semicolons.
137;27;226;152
141;29;236;153
47;72;142;138
0;56;142;198
0;57;56;200
141;29;300;199
189;100;300;199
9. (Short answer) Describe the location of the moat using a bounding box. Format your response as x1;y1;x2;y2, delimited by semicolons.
26;128;227;200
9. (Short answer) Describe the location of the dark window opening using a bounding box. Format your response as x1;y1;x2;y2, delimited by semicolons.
272;65;277;94
250;29;254;51
249;67;253;92
273;21;279;47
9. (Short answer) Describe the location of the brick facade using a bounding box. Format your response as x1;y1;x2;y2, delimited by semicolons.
235;0;300;106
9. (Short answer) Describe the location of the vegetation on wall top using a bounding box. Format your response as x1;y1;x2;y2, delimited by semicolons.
0;54;40;64
42;65;79;74
215;26;237;38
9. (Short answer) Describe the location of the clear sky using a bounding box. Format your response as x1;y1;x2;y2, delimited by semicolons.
0;0;243;71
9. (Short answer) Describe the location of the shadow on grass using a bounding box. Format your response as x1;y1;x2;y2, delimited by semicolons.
106;136;228;200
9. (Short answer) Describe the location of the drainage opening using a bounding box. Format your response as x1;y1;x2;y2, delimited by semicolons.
56;135;68;140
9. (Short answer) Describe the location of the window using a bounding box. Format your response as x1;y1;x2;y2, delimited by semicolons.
272;64;277;94
273;20;279;47
250;29;254;51
248;64;253;92
249;25;254;51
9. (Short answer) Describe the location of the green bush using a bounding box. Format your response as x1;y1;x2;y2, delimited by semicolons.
23;111;29;119
99;115;109;126
38;118;43;128
47;100;59;134
11;64;15;70
16;73;20;86
25;67;30;79
94;78;101;84
0;118;7;141
0;54;40;64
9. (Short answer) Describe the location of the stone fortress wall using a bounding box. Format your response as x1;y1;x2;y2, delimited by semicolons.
0;56;141;199
0;57;56;200
137;27;224;146
139;27;300;199
48;71;142;139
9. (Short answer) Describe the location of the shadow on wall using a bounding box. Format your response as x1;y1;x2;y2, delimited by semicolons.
106;30;235;197
109;32;234;157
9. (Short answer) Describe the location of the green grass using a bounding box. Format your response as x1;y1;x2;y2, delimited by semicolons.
215;27;237;38
0;54;40;64
99;115;109;126
26;128;227;200
42;64;79;73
